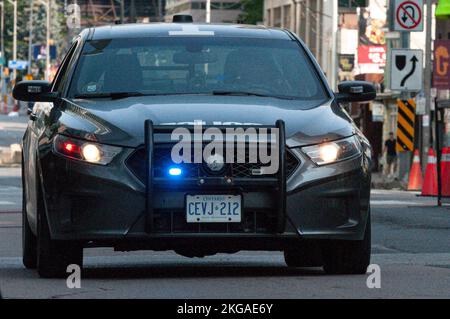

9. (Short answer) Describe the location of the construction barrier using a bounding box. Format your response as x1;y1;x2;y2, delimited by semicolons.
422;148;438;196
407;149;423;191
396;99;416;152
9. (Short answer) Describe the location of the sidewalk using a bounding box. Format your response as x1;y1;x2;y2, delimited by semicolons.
371;172;406;190
0;114;28;165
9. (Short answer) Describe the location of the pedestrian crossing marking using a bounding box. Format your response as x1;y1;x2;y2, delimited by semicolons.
396;99;416;152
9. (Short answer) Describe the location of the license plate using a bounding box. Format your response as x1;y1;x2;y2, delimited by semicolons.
186;194;241;223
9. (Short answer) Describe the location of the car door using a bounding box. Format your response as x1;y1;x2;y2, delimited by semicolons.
24;40;80;231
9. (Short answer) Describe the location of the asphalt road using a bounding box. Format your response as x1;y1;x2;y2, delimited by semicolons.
0;166;449;299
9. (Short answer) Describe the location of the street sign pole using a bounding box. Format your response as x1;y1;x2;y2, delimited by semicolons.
435;98;442;206
422;0;433;172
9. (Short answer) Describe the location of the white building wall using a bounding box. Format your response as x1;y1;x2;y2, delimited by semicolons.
264;0;335;88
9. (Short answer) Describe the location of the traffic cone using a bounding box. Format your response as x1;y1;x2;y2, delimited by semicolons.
441;147;450;197
422;148;438;196
407;150;423;191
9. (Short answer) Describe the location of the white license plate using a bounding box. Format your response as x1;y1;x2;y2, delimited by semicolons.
186;194;241;223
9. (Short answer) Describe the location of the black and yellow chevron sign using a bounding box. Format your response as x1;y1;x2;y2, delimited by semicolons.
396;99;416;152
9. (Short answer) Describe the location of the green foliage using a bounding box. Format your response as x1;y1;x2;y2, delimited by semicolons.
2;0;68;79
239;0;263;25
3;0;28;62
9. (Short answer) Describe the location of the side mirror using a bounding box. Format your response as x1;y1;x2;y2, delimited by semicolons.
335;81;376;103
12;80;58;102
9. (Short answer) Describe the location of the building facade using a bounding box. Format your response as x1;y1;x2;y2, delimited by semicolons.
71;0;166;26
264;0;342;91
165;0;242;23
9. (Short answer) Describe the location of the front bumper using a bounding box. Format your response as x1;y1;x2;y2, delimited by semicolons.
39;136;371;248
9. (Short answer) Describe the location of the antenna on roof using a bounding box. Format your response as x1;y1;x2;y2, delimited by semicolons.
172;15;193;23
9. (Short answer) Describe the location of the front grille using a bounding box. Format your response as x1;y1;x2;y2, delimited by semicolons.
126;144;300;182
153;209;273;234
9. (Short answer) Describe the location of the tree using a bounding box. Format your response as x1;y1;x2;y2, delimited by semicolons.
239;0;263;25
2;0;67;79
3;0;28;62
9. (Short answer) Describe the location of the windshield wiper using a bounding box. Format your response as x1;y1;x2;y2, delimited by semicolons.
212;90;296;100
74;92;146;100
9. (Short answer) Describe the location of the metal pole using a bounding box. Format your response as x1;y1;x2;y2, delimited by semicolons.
28;0;34;75
46;0;50;81
423;0;433;169
330;0;338;91
7;0;17;82
13;0;16;82
435;99;442;206
206;0;211;23
0;1;4;59
38;0;50;80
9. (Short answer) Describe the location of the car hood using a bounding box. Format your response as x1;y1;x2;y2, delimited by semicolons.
57;95;355;148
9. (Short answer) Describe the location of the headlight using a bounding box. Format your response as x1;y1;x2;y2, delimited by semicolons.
54;134;122;165
301;135;362;165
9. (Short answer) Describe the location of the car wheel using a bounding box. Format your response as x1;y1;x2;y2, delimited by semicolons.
36;176;83;278
22;162;37;269
284;241;323;267
322;213;371;275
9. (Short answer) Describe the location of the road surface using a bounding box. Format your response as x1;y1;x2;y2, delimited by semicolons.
0;167;449;299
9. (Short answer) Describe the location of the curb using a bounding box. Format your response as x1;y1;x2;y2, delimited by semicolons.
371;180;407;190
0;144;22;165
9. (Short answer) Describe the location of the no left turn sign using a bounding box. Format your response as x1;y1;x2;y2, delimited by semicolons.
394;0;424;32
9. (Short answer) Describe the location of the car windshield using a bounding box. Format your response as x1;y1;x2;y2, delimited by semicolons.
68;36;328;101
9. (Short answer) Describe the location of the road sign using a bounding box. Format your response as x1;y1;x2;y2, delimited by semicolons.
396;99;416;152
394;0;424;32
390;49;423;91
433;40;450;89
415;94;426;115
8;60;28;71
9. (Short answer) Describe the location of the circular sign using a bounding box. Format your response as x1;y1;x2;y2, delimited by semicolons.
396;1;422;30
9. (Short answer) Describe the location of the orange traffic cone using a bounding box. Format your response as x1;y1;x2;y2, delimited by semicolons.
407;150;423;191
422;148;438;196
441;147;450;197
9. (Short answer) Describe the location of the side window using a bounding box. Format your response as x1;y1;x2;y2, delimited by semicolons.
52;40;79;93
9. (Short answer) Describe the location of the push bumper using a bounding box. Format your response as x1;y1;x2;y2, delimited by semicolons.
38;126;370;246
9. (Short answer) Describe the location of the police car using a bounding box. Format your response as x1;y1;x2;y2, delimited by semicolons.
14;15;375;277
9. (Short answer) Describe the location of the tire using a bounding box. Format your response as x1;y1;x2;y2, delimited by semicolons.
36;175;83;278
284;241;323;267
322;214;371;275
22;163;37;269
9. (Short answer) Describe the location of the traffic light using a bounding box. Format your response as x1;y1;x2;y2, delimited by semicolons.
436;0;450;18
